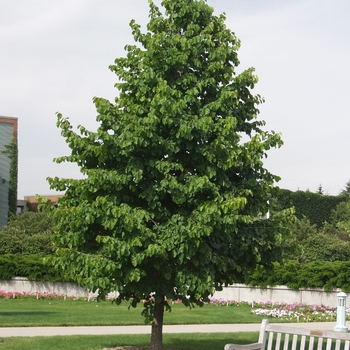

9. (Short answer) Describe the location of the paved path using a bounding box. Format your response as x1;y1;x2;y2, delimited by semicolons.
1;322;349;337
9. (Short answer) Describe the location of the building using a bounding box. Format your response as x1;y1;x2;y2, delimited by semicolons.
0;116;18;229
16;199;27;214
24;194;63;212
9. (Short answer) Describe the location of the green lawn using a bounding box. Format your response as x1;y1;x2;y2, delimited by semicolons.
0;298;267;327
0;332;259;350
0;298;266;350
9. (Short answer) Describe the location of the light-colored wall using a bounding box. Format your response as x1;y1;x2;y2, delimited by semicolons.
213;284;342;308
0;277;91;298
0;278;343;307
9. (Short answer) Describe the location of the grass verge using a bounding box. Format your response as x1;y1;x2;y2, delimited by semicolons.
0;332;259;350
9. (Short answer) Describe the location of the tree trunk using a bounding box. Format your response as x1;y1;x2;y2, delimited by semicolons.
149;300;164;350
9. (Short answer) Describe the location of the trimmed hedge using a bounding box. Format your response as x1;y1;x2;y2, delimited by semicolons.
275;189;347;228
0;254;70;282
248;260;350;291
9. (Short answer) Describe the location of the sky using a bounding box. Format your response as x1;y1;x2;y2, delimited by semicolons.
1;0;349;199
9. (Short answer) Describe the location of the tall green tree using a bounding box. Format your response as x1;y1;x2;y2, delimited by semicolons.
48;1;293;349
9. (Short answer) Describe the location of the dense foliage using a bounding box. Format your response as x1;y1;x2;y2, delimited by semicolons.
8;139;18;215
284;201;350;263
276;189;347;228
328;201;350;234
47;0;292;348
0;138;18;219
300;232;350;262
248;260;350;291
0;211;53;255
0;254;67;282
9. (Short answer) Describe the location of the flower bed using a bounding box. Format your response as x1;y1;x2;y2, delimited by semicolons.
250;300;349;322
0;290;89;300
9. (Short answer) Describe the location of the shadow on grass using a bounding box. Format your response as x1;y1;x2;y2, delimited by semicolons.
163;332;259;350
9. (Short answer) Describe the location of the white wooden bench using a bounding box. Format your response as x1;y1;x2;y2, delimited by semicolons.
225;319;350;350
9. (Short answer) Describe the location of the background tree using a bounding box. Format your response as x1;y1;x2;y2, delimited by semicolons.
327;201;350;225
48;1;293;349
316;184;324;195
0;211;53;255
282;216;317;261
299;233;350;263
340;179;350;197
326;201;350;237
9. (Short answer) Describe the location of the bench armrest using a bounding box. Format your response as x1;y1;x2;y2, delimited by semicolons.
224;342;264;350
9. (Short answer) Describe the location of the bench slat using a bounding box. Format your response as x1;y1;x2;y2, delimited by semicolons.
300;335;306;350
308;336;315;350
267;332;274;350
316;337;323;350
275;333;282;350
291;334;298;350
326;338;332;350
283;333;290;350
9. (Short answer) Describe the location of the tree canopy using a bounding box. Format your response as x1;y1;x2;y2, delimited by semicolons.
48;1;293;349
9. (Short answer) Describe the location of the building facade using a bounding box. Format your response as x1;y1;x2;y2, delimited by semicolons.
0;116;18;229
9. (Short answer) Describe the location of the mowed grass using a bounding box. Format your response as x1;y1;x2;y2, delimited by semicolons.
0;298;266;327
0;332;260;350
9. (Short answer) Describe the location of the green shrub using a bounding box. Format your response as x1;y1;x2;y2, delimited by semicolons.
282;216;316;261
300;233;350;263
0;254;70;282
0;211;53;255
327;201;350;237
329;201;350;224
248;260;350;291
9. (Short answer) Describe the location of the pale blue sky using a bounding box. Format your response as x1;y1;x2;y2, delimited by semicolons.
1;0;349;198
